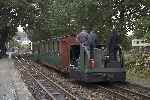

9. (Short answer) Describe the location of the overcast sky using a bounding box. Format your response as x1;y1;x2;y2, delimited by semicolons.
17;25;24;33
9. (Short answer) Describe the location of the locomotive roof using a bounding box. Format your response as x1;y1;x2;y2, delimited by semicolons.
33;35;77;43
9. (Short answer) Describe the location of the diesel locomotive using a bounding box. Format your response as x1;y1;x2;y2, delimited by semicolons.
32;35;126;83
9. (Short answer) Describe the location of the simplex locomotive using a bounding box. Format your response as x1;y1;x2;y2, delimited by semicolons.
32;35;126;83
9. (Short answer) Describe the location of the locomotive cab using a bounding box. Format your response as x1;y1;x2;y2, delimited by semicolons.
70;44;126;83
70;45;80;67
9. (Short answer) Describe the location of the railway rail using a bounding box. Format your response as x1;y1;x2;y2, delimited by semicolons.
122;82;150;96
15;56;81;100
112;83;150;100
96;85;131;100
105;85;150;100
16;55;150;100
19;56;129;100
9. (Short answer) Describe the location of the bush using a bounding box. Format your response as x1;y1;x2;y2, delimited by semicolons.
125;53;150;79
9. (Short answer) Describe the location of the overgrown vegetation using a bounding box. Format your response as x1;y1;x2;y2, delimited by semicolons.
125;52;150;79
134;16;150;41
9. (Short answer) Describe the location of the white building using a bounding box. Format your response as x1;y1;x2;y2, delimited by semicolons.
132;39;150;53
132;39;150;47
15;31;31;45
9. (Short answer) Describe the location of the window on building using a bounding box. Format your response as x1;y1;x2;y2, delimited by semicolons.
141;41;144;43
16;37;21;40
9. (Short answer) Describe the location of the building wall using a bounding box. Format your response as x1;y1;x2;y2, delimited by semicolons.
14;31;31;45
131;39;150;54
132;39;150;47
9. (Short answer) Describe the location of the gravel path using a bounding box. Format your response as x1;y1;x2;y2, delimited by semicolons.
0;58;34;100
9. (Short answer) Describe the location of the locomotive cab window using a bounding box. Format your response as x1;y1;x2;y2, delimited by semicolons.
49;39;53;52
96;44;105;49
53;39;59;54
70;45;80;66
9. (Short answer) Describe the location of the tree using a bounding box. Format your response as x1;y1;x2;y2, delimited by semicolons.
45;0;150;47
0;0;20;55
0;0;150;52
134;16;150;40
22;0;50;41
0;0;50;55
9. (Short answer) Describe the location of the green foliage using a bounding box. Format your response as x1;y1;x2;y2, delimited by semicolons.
134;16;150;41
120;34;132;50
0;0;150;50
0;0;50;42
45;0;150;49
125;53;150;79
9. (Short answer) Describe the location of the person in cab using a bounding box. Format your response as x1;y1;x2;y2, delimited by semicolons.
77;29;90;59
108;30;120;61
89;30;98;58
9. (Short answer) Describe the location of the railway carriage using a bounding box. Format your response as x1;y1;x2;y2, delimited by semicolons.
32;35;126;83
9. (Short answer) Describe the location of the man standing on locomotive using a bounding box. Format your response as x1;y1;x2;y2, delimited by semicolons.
76;29;90;59
89;30;98;58
108;30;120;61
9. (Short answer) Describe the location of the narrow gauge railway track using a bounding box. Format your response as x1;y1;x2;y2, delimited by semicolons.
15;56;81;100
18;56;133;100
19;55;150;100
95;85;131;100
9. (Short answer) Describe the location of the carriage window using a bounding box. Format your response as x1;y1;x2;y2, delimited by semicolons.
53;39;59;53
43;41;45;51
46;40;49;53
52;39;56;53
38;42;41;54
141;41;144;43
53;39;57;52
57;39;59;54
51;39;54;52
42;41;44;52
45;41;47;53
41;41;44;52
49;39;52;52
